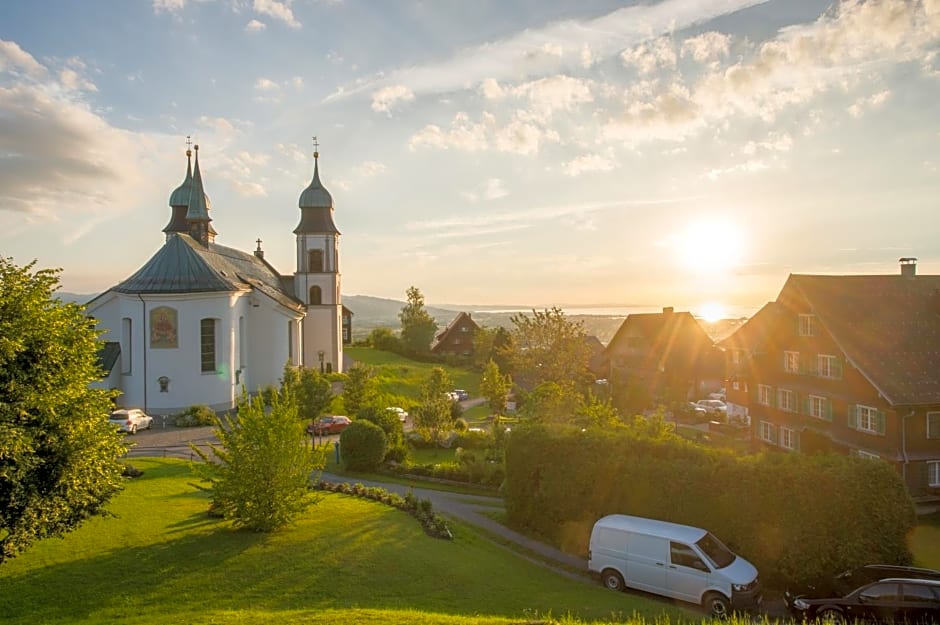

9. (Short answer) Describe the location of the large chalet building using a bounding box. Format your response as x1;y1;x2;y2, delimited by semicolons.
430;312;480;357
722;259;940;501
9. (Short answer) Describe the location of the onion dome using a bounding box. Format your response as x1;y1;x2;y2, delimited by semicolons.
164;147;193;234
295;150;339;234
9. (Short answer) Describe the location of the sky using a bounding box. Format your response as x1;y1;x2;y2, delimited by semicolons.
1;0;939;319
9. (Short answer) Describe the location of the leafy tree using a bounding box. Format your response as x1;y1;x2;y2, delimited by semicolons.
192;388;324;532
575;391;621;428
520;381;580;423
505;307;593;390
398;286;438;353
342;362;376;415
339;420;387;471
368;327;399;352
480;359;511;415
422;366;453;402
0;258;126;563
282;363;333;420
414;398;453;442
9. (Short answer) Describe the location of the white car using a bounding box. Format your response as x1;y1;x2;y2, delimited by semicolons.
694;399;728;417
109;408;153;434
386;407;408;422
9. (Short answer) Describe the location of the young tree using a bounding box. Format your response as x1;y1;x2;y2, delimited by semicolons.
505;307;593;390
520;381;580;423
0;258;126;563
297;367;333;420
480;359;511;416
398;286;438;353
575;391;621;428
421;366;454;402
342;362;376;415
193;388;324;532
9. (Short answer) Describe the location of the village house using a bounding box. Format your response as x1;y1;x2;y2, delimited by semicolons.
430;312;480;357
721;259;940;501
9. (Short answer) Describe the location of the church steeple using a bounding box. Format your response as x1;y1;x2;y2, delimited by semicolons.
186;145;215;246
295;139;339;234
163;139;193;238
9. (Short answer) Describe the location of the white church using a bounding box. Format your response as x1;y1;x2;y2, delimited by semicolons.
87;142;344;415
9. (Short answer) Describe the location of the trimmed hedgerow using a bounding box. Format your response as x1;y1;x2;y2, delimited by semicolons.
315;480;452;539
503;425;916;591
339;420;388;471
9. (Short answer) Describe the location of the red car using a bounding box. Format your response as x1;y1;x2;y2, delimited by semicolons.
307;416;351;435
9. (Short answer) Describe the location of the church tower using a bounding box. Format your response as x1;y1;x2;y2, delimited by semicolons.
294;141;343;373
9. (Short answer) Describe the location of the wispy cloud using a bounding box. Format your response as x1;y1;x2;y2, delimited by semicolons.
253;0;300;29
325;0;770;103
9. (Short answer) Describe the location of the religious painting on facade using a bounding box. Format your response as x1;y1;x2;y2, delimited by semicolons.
150;306;178;348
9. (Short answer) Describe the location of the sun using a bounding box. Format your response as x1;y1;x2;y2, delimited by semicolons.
672;217;744;274
697;302;727;323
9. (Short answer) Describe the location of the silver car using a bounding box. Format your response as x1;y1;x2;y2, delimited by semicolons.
109;408;153;434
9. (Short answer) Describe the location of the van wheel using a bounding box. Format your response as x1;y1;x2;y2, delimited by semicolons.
703;592;730;619
601;569;625;592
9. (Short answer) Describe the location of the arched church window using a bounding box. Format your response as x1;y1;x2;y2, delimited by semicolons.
309;286;322;305
308;249;324;273
200;318;217;373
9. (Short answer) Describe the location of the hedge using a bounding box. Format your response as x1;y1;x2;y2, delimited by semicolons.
504;425;916;590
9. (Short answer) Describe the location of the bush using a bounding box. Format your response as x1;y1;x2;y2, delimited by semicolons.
385;444;409;464
173;404;216;427
453;417;468;432
357;405;404;448
504;425;916;590
339;420;388;471
456;429;490;449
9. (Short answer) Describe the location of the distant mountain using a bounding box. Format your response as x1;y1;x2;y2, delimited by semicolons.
342;295;458;327
56;292;99;305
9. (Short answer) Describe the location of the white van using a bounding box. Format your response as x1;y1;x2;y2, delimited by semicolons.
588;514;761;617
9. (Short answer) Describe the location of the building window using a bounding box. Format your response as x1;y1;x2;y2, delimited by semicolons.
758;384;772;406
309;285;322;305
817;354;841;379
784;351;800;373
808;395;831;421
851;404;885;435
777;388;796;412
342;326;350;342
308;249;324;272
927;412;940;439
929;461;940;487
780;427;799;451
759;421;777;444
121;317;132;374
238;316;246;370
200;318;217;373
732;381;740;391
798;314;817;336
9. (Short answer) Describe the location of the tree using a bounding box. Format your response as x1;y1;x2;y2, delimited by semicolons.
0;258;126;563
297;367;333;419
342;362;376;415
480;359;511;416
421;366;454;403
575;391;621;428
398;286;438;353
505;307;593;390
520;381;580;423
193;388;324;532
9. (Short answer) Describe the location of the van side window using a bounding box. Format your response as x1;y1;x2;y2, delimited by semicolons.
670;542;709;571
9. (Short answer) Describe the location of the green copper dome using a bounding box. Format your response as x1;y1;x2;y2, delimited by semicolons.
168;149;193;207
298;154;333;209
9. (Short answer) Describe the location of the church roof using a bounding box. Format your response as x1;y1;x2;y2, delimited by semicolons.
113;234;304;311
185;147;212;223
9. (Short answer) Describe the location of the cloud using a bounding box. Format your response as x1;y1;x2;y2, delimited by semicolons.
354;161;386;177
254;77;279;91
253;0;300;29
463;177;508;202
152;0;186;14
620;36;677;75
0;40;46;77
741;131;793;155
479;78;505;100
681;31;731;63
512;74;593;121
602;83;703;145
325;0;770;102
371;84;414;113
494;118;560;155
245;19;267;32
230;180;267;197
564;153;617;176
847;88;891;117
409;112;493;152
59;68;97;92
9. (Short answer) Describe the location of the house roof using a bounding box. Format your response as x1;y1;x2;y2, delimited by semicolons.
112;233;304;312
605;309;715;370
430;311;479;353
784;273;940;406
96;341;121;374
718;302;786;351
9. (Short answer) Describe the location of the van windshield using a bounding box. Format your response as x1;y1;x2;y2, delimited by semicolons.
695;532;735;569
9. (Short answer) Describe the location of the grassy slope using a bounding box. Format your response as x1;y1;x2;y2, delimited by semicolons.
346;347;481;404
0;458;692;625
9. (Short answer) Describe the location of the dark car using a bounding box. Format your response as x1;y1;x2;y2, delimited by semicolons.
453;389;469;401
791;565;940;599
307;416;351;436
785;578;940;624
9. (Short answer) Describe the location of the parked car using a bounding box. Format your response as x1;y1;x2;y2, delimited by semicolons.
695;399;728;417
785;578;940;623
307;415;351;435
452;389;470;401
109;408;153;434
708;388;726;401
386;407;408;422
788;565;940;600
443;391;460;402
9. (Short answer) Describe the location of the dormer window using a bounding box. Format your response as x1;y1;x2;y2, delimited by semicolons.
798;314;817;336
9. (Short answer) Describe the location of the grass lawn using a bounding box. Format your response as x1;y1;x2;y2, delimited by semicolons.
0;458;691;625
345;347;481;406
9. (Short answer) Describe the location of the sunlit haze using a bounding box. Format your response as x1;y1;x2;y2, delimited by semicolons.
2;0;938;316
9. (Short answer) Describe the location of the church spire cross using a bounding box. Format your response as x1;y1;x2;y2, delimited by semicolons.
312;135;319;159
256;238;263;251
185;135;193;157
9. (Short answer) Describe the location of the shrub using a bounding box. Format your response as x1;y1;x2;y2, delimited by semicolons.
453;417;468;432
121;463;143;478
385;444;409;464
456;429;490;449
357;405;404;448
339;420;388;471
173;404;216;427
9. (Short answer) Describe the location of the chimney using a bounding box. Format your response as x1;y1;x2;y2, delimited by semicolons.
899;257;917;278
663;306;674;315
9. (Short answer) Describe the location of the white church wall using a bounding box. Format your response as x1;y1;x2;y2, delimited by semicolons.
244;295;300;393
